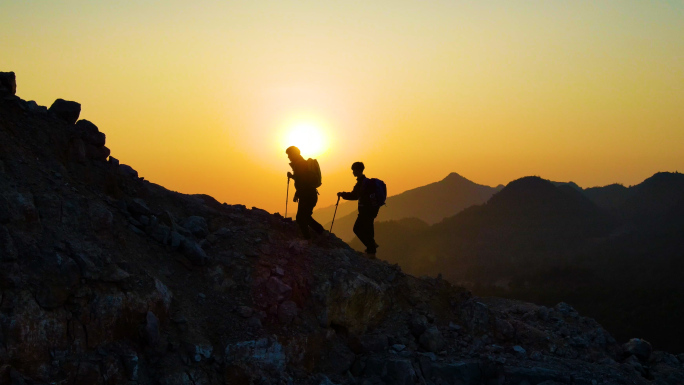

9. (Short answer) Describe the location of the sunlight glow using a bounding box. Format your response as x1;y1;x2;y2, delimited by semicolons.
284;123;328;158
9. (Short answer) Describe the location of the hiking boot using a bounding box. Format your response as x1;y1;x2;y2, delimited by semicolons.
365;252;377;259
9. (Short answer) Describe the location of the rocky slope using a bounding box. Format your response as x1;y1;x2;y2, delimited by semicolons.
1;72;684;384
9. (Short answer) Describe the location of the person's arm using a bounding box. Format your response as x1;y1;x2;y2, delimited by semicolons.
338;181;361;200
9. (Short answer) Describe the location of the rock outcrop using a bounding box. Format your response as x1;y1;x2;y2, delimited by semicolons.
1;72;683;384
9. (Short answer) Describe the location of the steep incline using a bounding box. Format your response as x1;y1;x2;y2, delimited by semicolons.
1;72;683;384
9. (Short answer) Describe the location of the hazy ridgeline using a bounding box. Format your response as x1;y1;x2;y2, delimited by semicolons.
350;172;684;352
314;172;503;242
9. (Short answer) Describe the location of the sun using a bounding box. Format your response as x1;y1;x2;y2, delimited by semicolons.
284;122;327;158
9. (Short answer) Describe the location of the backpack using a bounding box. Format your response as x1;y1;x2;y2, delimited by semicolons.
365;178;387;207
306;158;322;188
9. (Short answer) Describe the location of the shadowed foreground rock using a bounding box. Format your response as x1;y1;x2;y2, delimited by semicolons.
1;72;684;384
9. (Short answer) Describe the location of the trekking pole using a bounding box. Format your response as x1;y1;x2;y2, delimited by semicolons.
329;196;341;233
285;177;290;218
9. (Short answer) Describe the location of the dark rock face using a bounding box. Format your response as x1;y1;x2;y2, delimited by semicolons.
1;71;683;385
0;72;17;95
623;338;652;361
48;99;81;124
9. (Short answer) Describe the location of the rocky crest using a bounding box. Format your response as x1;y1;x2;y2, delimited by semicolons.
1;73;683;384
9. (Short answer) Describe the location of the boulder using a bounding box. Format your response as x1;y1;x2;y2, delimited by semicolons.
266;276;292;302
119;164;139;178
89;202;113;232
128;198;151;216
409;314;429;337
321;271;389;334
181;240;208;266
494;317;515;340
24;101;47;114
144;311;160;346
623;338;652;361
459;300;491;335
182;216;209;238
75;120;106;146
85;144;110;161
418;325;445;353
48;99;81;124
0;72;16;95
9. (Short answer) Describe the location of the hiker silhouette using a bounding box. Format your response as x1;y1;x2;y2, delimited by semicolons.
338;162;385;256
286;146;325;240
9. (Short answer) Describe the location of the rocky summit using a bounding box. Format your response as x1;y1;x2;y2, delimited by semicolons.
1;73;684;385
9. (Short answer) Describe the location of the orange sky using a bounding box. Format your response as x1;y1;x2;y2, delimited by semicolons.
2;1;683;213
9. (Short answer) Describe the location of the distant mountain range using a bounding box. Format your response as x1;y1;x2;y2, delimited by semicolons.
350;171;684;351
314;172;503;241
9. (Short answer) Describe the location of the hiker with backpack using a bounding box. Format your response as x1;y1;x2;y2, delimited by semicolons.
286;146;325;241
337;162;386;257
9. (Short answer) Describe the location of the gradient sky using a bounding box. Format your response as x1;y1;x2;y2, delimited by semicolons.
3;1;683;214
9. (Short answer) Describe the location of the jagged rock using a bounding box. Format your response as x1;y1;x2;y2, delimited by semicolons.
266;276;292;301
169;231;184;250
100;264;131;282
145;311;160;346
182;216;208;238
391;344;406;352
89;202;113;232
24;101;47;114
650;351;680;366
184;340;213;362
0;72;16;95
119;164;138;178
128;198;151;216
409;314;429;337
623;338;652;361
181;240;208;265
554;302;578;317
494;317;515;340
149;223;171;244
624;355;646;376
85;144;111;161
513;345;527;357
75;119;106;146
459;300;491;335
418;325;445;353
277;300;298;324
322;271;389;334
48;99;81;124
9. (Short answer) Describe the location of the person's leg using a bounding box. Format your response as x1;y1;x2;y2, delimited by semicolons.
366;206;380;253
296;196;314;239
307;193;325;235
354;211;375;252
